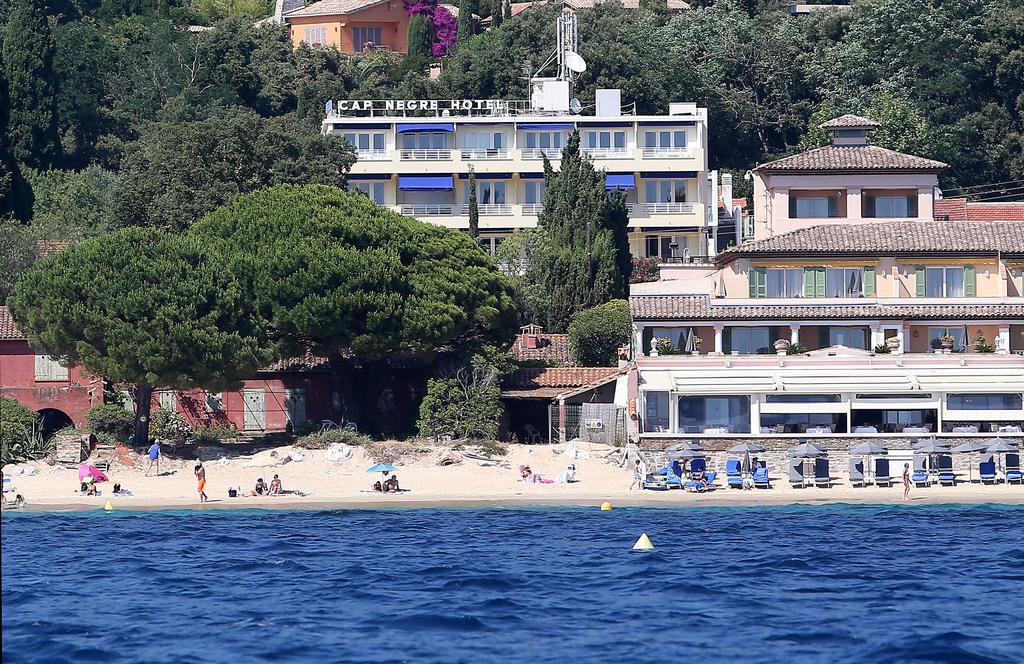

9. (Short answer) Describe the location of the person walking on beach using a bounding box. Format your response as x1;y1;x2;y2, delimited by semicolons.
195;460;208;503
903;462;911;501
630;457;647;490
145;440;160;477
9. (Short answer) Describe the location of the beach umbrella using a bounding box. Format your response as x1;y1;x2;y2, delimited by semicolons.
668;449;704;460
666;441;703;453
952;441;988;483
985;439;1019;453
849;442;888;456
788;442;826;458
913;440;949;454
366;463;397;473
728;443;766;454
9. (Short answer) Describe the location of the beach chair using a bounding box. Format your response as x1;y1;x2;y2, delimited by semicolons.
849;459;865;487
684;471;717;492
690;458;707;474
814;458;831;488
937;455;956;486
662;462;685;489
726;459;743;489
979;461;997;485
1005;454;1021;485
874;459;892;487
789;458;805;488
753;467;770;489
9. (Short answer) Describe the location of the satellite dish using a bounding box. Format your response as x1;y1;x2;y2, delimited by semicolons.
569;98;583;114
565;51;587;73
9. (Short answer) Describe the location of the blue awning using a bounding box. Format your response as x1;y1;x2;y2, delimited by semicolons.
519;173;545;179
637;121;696;127
396;123;454;133
458;172;512;180
348;173;393;181
605;174;635;190
517;123;574;130
398;176;453;191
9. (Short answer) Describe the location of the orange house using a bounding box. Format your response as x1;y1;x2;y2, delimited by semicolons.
283;0;411;54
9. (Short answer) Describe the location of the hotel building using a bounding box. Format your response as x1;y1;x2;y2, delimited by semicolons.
628;115;1024;444
322;91;718;260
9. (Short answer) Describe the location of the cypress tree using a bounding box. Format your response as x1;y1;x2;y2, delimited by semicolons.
504;0;512;21
2;0;60;169
528;132;631;332
0;49;34;221
467;166;479;239
407;14;434;58
491;0;503;28
457;0;474;45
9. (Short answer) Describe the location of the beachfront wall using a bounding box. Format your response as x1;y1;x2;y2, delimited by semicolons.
149;373;335;434
0;338;99;429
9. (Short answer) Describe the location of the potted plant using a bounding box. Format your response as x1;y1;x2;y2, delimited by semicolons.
939;334;956;351
873;343;891;354
654;337;680;356
885;336;901;351
785;341;807;355
691;337;702;355
773;338;790;354
973;332;996;353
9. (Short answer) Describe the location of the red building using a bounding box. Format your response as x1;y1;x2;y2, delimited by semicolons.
1;306;338;436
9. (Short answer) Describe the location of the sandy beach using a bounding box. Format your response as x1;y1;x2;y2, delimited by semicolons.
4;442;1023;513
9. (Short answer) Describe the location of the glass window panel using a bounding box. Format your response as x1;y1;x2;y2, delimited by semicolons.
526;132;537;149
372;133;384;150
343;133;356;145
677;396;751;434
553;133;563;148
673;181;686;202
829;327;869;349
493;133;502;148
925;267;944;297
644;131;656;148
659;131;670;147
493;182;506;204
357;134;369;150
928;326;967;352
947;393;1023;410
673;131;686;147
645;392;670;432
945;267;965;297
644;182;657;203
614;131;626;148
660;182;672;202
599;132;611;148
767;269;786;298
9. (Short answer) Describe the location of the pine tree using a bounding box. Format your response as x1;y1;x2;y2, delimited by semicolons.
2;0;60;169
467;166;479;239
457;0;474;45
527;132;631;332
407;14;434;58
639;0;670;22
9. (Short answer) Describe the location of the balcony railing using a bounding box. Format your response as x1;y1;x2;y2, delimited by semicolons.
582;148;630;159
644;202;695;214
461;204;512;216
399;204;454;216
521;148;561;160
658;255;713;265
399;149;451;160
357;150;390;161
522;203;544;215
460;149;510;160
641;148;693;159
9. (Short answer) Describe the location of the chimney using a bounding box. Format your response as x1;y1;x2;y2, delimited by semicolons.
721;173;733;208
520;324;543;349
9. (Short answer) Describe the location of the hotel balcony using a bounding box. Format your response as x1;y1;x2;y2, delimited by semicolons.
581;148;631;160
356;149;390;161
460;204;513;216
398;204;455;216
399;149;452;160
459;149;511;160
641;148;693;159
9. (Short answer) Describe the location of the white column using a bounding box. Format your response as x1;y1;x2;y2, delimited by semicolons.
847;187;862;222
714;324;724;355
790;324;800;345
870;325;883;349
997;325;1010;355
898;325;909;355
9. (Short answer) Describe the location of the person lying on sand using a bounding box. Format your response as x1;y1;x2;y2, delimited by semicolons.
518;465;553;484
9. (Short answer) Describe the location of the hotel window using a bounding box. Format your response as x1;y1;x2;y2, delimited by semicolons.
642;130;686;148
766;268;803;298
723;327;772;355
920;266;973;297
205;391;224;413
864;194;917;218
341;132;385;152
523;131;564;153
401;133;448;149
643;180;688;203
787;266;863;298
789;195;837;218
303;27;327;46
34;354;68;381
584;130;626;150
826;326;870;349
352;181;385;204
644;235;693;260
645;391;670;432
524;181;545;204
947;393;1023;410
825;267;863;297
927;326;967;352
463;131;504;150
352;27;382;52
465;180;506;205
678;395;751;434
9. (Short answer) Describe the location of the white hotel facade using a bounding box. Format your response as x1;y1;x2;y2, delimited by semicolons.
322;93;721;260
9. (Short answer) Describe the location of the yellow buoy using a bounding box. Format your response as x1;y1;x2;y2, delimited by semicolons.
104;500;113;512
600;502;613;511
632;532;654;551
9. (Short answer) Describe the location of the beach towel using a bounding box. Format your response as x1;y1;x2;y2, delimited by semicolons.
560;441;591;460
555;464;577;483
326;444;353;463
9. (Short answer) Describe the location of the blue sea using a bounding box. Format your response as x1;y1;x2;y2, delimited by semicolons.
3;504;1023;663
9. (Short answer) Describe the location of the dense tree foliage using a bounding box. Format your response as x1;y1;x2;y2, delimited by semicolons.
407;14;433;58
568;299;632;367
8;227;276;444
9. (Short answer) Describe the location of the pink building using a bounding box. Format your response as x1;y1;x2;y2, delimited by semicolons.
749;115;948;241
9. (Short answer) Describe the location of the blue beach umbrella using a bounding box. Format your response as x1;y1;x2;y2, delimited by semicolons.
367;464;398;474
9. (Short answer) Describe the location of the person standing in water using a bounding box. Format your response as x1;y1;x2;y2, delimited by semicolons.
195;460;208;503
902;462;911;501
146;439;160;477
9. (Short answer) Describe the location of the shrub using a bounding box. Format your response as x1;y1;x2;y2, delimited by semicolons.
568;299;632;366
654;337;681;355
418;376;502;440
295;428;372;449
1;396;47;464
151;408;193;441
85;403;135;437
785;342;808;355
191;424;239;445
973;332;996;353
873;344;892;354
630;256;659;284
476;440;508;457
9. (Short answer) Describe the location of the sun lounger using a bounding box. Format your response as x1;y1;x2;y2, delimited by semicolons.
849;459;865;487
789;458;805;488
912;470;930;487
1006;454;1021;484
684;471;717;492
936;455;955;486
753;467;770;488
814;458;831;488
979;461;997;485
1007;470;1023;485
690;458;707;474
663;464;684;489
874;458;892;487
726;459;743;489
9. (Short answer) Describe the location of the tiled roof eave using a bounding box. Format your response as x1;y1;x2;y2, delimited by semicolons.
716;249;1003;266
755;166;947;175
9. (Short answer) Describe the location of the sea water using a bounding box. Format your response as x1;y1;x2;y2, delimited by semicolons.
2;504;1022;663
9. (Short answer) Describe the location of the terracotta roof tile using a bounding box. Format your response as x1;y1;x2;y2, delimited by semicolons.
933;198;968;221
720;221;1024;261
504;367;621;389
630;294;1024;322
0;306;25;341
934;198;1024;222
565;0;690;9
755;145;947;173
285;0;387;18
509;333;571;364
819;114;880;129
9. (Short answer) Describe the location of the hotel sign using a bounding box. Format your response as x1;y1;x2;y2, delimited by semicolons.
327;99;512;115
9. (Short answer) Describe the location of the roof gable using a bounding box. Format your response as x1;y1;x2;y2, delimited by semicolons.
754;145;947;174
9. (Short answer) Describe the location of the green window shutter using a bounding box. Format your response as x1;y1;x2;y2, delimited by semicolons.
915;265;926;297
907;194;918;217
814;267;826;297
803;268;815;297
864;266;876;297
788;195;797;218
750;267;766;298
964;265;976;297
